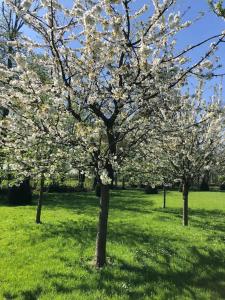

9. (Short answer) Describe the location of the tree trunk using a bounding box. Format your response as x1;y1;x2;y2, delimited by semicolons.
78;171;85;190
182;182;189;226
200;170;210;191
163;186;166;208
95;184;110;267
93;176;98;190
36;174;44;224
122;177;125;190
114;173;118;188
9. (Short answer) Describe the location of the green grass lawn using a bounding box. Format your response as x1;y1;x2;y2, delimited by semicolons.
0;190;224;300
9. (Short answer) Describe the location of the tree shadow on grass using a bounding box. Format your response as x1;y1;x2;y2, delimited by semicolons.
0;191;97;209
41;190;155;215
110;199;154;215
189;208;225;233
111;189;155;214
3;287;42;300
0;189;160;215
2;190;225;299
37;219;225;299
3;292;18;300
154;207;225;233
106;246;225;299
43;192;98;210
40;219;97;246
20;287;42;300
30;210;176;249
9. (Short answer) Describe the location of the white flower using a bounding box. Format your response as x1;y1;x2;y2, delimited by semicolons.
201;60;213;69
100;170;112;185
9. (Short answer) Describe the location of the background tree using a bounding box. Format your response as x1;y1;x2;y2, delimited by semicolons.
151;82;224;226
0;0;33;205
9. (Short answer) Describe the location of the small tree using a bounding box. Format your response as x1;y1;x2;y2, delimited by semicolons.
152;82;224;226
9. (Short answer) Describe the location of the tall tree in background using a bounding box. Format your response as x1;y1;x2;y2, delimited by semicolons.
0;0;33;205
0;0;23;68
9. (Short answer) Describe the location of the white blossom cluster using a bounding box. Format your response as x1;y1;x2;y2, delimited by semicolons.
0;0;224;188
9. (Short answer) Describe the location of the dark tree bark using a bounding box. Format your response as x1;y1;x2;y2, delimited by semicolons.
114;173;118;188
122;177;125;190
200;170;210;191
92;176;98;190
179;182;183;192
163;186;166;208
95;184;110;267
78;170;85;190
94;121;115;267
182;181;189;226
36;174;44;224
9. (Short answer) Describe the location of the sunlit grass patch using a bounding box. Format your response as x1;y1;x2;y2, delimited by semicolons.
0;190;224;299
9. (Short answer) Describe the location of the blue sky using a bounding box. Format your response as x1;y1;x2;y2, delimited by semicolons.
175;0;225;101
174;0;225;67
176;0;225;101
131;0;225;101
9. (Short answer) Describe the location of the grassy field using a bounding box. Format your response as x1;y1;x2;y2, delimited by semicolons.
0;190;224;300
